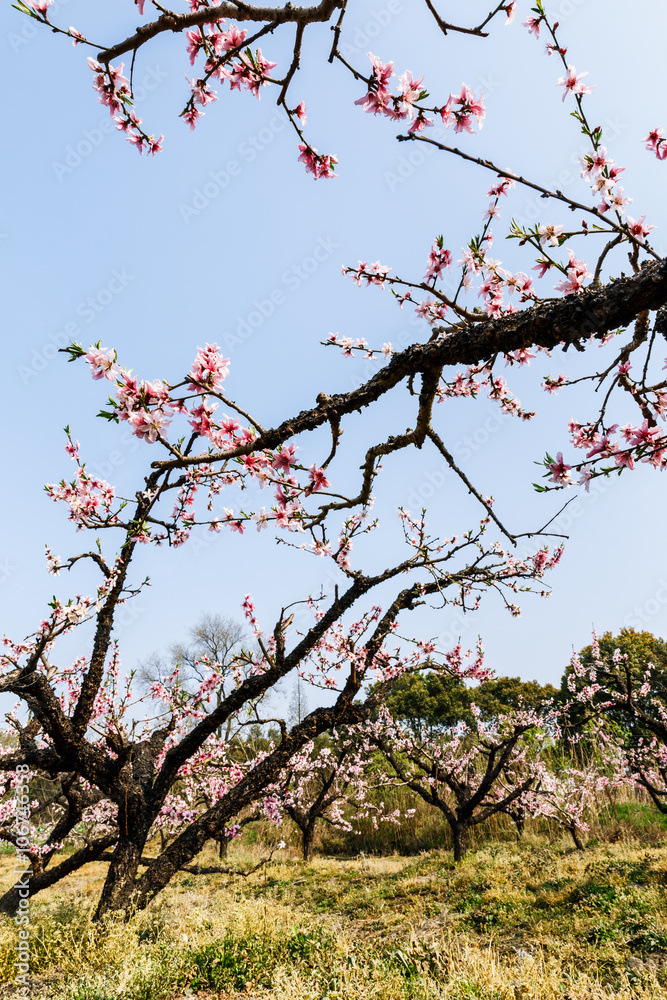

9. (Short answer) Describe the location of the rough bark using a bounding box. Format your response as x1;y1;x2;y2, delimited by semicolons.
153;258;667;477
569;825;586;851
451;821;471;863
302;822;316;862
0;834;117;917
94;827;151;920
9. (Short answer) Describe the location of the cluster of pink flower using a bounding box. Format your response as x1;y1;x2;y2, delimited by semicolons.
439;83;486;135
117;373;174;444
644;127;667;161
553;248;591;296
87;58;163;155
542;373;567;395
354;54;426;128
556;64;594;102
424;238;452;283
443;638;492;682
342;260;391;287
578;146;630;215
530;244;591;296
465;239;535;317
70;343;341;545
187;343;230;392
297;145;338;180
184;31;276;124
502;543;565;585
546;412;667;490
45;468;116;529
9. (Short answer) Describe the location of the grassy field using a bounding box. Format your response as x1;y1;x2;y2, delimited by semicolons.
2;827;667;1000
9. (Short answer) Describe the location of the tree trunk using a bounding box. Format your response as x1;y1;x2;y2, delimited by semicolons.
218;836;229;859
302;823;316;862
94;834;147;920
511;812;525;840
451;822;471;863
569;825;585;851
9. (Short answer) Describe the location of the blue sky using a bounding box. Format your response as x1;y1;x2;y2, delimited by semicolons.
2;0;667;708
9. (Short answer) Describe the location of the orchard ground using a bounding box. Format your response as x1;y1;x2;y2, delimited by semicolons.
2;803;667;1000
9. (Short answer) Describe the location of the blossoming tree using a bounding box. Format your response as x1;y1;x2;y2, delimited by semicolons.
2;341;551;918
563;634;667;821
371;702;552;860
3;0;667;918
270;726;404;860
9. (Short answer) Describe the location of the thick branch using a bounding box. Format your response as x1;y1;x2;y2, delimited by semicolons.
97;1;342;64
152;258;667;475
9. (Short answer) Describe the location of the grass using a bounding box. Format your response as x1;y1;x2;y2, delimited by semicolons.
1;831;667;999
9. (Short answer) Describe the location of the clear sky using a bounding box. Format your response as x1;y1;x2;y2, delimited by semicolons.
2;0;667;711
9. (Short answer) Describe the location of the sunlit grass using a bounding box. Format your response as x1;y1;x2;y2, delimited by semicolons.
2;833;667;998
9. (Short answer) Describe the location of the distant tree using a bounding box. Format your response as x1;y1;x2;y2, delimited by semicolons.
563;632;667;819
140;612;248;738
472;677;558;722
385;671;557;735
275;729;398;861
374;706;550;862
288;674;309;728
384;672;471;736
561;629;667;744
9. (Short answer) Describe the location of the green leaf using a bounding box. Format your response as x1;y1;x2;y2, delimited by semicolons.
12;2;42;21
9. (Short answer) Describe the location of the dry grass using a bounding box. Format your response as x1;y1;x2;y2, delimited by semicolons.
1;830;667;999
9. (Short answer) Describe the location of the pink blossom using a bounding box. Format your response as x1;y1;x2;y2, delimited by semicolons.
397;69;424;107
127;407;172;444
297;144;337;179
85;347;121;381
424;239;452;282
251;508;270;530
556;65;594;101
547;453;572;485
345;260;391;287
185;29;203;65
440;84;485;133
642;127;667;160
522;16;542;37
407;113;433;134
187;343;230;392
272;444;298;472
599;186;631;214
182;106;204;131
542;373;567;394
554;249;590;295
625;215;656;242
538;223;564;247
308;465;330;492
487;178;515;198
220;25;247;52
227;49;277;99
188;77;218;107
